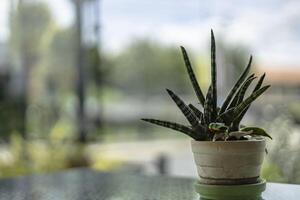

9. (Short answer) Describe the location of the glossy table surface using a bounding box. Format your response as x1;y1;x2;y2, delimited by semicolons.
0;168;299;200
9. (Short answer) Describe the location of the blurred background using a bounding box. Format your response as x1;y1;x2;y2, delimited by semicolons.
0;0;299;184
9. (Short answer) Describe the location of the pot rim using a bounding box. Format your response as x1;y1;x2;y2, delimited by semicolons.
191;138;265;144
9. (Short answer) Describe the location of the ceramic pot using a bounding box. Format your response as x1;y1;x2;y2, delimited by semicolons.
191;139;266;185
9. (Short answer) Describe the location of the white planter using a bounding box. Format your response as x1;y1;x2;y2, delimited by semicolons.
191;139;266;185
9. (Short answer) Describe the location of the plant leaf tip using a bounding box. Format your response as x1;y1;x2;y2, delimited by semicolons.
166;88;172;94
249;55;253;63
211;30;215;40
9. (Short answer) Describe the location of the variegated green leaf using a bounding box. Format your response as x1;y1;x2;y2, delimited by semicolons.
240;127;272;139
166;89;199;127
236;76;257;105
180;46;205;107
188;104;203;120
204;85;213;124
220;55;252;114
246;73;265;106
253;73;266;92
227;131;253;140
233;85;270;119
232;73;266;129
141;118;200;140
208;122;228;133
210;30;217;118
228;74;256;110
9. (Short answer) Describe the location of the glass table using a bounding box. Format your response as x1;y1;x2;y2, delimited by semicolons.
0;168;299;200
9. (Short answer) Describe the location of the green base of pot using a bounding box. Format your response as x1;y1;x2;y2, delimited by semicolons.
195;179;266;200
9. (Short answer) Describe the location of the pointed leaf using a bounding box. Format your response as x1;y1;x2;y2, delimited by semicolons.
166;89;199;127
141;118;199;140
253;73;266;92
240;127;272;139
220;55;253;114
204;86;213;124
188;104;203;119
233;85;270;119
236;76;257;105
232;73;267;128
228;74;256;110
210;30;217;118
180;46;205;106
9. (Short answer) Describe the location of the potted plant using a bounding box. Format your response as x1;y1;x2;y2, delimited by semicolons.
141;30;272;199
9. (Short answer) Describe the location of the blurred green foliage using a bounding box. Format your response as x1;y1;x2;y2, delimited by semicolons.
288;102;300;124
0;76;23;139
258;107;300;184
10;1;53;66
0;134;123;178
108;39;191;95
47;27;76;93
262;161;285;183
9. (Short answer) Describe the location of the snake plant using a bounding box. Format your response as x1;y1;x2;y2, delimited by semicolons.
142;30;272;141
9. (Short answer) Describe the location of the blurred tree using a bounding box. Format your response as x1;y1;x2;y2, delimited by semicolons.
110;39;191;96
40;27;109;140
0;67;24;140
86;46;114;95
85;46;102;128
48;28;76;92
10;2;52;63
38;27;77;135
9;1;53;138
